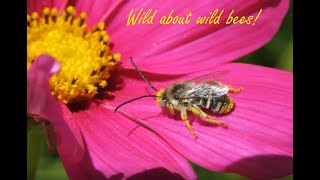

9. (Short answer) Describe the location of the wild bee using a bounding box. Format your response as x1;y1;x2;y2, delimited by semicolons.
115;57;242;139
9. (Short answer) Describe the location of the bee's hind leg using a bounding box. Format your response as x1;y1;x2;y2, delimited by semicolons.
188;105;228;127
228;85;242;93
180;107;198;139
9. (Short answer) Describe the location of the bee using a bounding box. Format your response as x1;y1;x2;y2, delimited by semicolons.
115;57;242;139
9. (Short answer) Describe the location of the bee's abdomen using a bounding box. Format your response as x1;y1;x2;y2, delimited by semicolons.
199;94;234;114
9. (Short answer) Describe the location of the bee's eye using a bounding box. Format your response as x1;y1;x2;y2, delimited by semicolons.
161;97;167;106
177;87;184;93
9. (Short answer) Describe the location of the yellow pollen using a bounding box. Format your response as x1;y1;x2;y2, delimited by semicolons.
27;6;120;104
156;89;165;105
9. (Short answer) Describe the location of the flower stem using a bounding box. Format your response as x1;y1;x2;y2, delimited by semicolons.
27;124;44;180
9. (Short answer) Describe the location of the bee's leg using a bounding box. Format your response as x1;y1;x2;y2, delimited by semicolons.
228;85;242;93
180;107;198;139
188;105;228;127
168;104;176;115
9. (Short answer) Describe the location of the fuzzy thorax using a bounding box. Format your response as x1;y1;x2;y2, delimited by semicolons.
27;6;120;104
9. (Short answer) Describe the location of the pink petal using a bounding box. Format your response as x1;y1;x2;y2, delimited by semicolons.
107;0;289;74
27;54;61;119
27;55;195;179
71;103;197;179
28;0;68;14
109;63;292;179
75;0;126;27
27;55;87;179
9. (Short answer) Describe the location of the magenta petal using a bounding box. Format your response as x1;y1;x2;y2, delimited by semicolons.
72;103;197;179
27;54;61;120
27;55;125;179
109;63;292;179
75;0;125;27
108;0;289;74
28;0;68;14
27;55;88;180
74;0;96;26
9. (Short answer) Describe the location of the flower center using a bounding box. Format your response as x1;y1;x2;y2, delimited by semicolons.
27;6;120;104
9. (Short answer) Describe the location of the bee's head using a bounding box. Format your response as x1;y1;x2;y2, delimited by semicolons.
156;89;167;107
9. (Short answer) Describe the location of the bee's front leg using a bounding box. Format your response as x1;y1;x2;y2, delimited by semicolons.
188;105;228;127
180;107;198;139
168;104;176;115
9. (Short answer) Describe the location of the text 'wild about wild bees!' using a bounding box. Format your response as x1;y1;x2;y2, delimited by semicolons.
126;8;263;26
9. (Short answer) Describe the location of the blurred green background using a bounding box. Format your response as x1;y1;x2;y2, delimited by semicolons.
27;2;293;180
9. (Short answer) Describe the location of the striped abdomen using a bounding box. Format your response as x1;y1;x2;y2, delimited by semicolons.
197;94;234;114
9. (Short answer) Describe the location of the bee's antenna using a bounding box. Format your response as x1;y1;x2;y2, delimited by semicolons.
130;57;158;92
114;94;157;113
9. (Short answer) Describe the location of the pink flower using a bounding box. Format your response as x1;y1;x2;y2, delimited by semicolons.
27;0;292;180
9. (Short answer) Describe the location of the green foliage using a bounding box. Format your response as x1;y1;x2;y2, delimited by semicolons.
33;141;69;180
237;2;293;72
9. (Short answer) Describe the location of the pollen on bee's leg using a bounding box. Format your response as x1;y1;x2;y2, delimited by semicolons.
181;108;198;139
206;115;228;127
189;106;228;128
228;86;243;93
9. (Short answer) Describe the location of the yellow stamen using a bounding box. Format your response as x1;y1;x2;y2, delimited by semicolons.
27;6;120;104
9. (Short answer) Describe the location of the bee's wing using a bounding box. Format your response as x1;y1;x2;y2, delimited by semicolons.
186;70;230;83
178;82;229;99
